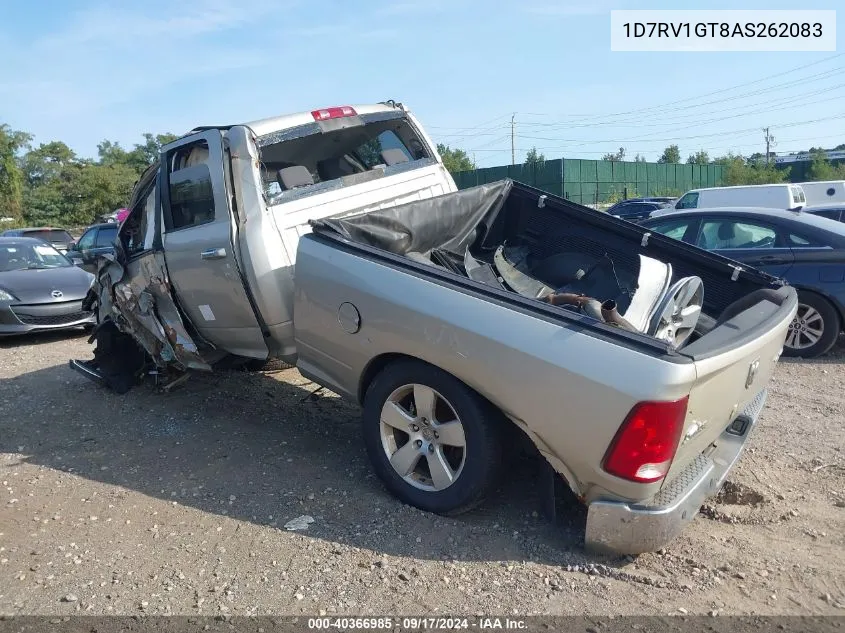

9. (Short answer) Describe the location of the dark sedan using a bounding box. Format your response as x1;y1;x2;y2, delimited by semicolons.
606;200;672;223
640;207;845;358
803;204;845;224
0;237;96;336
1;227;76;254
65;223;119;273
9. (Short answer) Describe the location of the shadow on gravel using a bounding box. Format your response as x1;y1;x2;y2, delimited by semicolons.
0;328;90;349
0;361;606;569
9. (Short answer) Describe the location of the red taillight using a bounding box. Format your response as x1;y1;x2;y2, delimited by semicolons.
602;396;689;483
311;106;357;121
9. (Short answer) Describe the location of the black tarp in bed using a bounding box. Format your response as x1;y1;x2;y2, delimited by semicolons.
310;179;513;258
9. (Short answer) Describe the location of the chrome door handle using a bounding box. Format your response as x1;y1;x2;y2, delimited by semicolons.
201;248;227;260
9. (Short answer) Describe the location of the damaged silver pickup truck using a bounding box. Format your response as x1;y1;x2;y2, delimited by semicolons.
72;102;798;554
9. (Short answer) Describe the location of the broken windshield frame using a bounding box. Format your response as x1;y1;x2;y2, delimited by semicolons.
255;111;436;206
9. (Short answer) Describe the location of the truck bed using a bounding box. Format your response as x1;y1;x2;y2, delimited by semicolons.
311;179;792;360
295;179;796;552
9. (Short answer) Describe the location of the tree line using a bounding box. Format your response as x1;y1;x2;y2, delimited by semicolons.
437;139;845;187
1;123;176;228
3;122;844;228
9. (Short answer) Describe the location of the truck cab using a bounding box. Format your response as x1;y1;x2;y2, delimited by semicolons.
106;101;456;369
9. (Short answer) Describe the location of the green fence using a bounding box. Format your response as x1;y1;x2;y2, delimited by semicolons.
452;159;725;205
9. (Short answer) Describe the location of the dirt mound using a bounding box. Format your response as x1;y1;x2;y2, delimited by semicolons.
715;481;766;506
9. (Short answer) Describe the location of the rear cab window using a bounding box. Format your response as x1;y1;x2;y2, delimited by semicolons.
256;109;433;205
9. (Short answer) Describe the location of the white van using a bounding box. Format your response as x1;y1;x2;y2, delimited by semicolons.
671;183;806;211
795;180;845;206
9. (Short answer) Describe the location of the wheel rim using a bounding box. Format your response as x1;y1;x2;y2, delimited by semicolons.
650;276;703;348
785;303;824;350
379;384;467;492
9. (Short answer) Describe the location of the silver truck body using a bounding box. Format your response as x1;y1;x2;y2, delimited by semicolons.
75;103;797;555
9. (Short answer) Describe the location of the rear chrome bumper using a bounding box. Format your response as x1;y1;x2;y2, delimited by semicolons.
584;389;767;555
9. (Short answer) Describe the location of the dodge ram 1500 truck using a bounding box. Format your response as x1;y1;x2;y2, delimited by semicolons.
72;102;798;554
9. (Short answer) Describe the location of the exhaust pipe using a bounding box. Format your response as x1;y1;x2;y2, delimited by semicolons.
544;294;641;332
544;292;604;322
601;300;639;332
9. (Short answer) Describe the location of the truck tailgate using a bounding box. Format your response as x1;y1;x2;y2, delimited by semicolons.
665;287;797;481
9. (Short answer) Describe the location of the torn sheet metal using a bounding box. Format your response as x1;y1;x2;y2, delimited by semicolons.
95;251;211;372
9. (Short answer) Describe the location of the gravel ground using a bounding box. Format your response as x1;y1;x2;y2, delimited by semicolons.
1;331;843;617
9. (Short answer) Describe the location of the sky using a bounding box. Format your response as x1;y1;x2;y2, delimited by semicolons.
1;0;843;167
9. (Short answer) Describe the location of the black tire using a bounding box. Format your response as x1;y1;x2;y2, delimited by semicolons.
362;359;502;516
782;291;840;359
92;321;147;394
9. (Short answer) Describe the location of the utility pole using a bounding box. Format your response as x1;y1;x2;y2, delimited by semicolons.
763;127;775;164
511;114;516;166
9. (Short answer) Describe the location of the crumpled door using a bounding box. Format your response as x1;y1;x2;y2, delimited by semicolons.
95;251;211;372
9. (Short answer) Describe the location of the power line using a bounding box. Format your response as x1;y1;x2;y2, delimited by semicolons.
513;52;845;125
434;83;845;143
512;113;845;148
519;81;845;132
513;66;845;131
427;113;512;143
435;71;845;152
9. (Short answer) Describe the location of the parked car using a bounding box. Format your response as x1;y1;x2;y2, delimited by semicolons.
653;184;807;216
0;237;96;336
795;180;845;206
0;227;76;254
66;223;119;273
71;103;797;555
803;204;845;223
606;200;671;223
641;207;845;358
620;196;677;205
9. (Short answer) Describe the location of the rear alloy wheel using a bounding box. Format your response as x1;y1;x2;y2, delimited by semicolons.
782;292;840;358
362;360;501;515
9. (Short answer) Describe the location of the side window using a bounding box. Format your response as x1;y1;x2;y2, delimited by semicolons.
166;141;215;231
121;183;156;257
95;226;118;247
77;229;96;250
697;220;776;250
815;209;842;221
649;219;693;241
675;192;699;209
787;232;824;247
